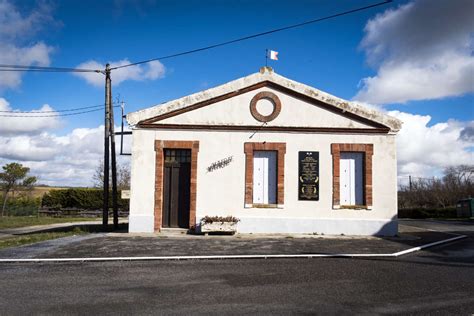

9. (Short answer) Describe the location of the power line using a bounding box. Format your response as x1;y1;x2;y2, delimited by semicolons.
0;105;120;117
0;104;110;113
110;0;392;70
0;1;391;74
0;64;101;73
0;68;100;73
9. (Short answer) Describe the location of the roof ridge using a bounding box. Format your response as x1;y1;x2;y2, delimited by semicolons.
127;69;402;132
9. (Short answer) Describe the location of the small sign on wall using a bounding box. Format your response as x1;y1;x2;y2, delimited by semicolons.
121;190;131;199
298;151;319;201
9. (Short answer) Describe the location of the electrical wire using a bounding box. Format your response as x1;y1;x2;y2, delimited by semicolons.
0;68;100;73
0;105;120;117
0;64;101;73
0;1;391;73
0;104;111;113
0;0;393;73
110;0;392;70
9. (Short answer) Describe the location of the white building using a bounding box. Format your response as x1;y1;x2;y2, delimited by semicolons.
126;67;402;236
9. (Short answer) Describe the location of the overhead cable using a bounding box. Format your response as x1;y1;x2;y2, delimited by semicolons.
110;0;392;70
0;105;120;117
0;104;113;113
0;1;391;73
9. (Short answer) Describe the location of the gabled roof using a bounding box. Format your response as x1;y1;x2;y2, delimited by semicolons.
127;67;402;132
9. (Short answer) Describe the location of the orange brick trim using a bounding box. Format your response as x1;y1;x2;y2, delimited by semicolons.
244;142;286;206
154;140;199;232
249;91;282;123
331;143;373;208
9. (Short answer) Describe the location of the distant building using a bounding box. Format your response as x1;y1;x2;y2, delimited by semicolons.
126;67;402;236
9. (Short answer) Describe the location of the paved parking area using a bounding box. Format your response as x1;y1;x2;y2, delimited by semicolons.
0;221;467;259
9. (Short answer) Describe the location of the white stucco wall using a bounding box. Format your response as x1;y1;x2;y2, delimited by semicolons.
159;87;374;129
128;87;399;236
128;129;156;233
129;128;398;235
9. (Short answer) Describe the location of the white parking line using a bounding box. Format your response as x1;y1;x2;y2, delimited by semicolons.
392;234;467;256
0;233;467;263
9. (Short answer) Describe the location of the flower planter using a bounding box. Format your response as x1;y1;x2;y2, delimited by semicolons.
200;222;238;234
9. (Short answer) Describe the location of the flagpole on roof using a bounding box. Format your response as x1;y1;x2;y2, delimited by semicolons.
265;49;268;67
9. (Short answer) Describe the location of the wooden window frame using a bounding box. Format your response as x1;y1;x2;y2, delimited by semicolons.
244;142;286;208
331;143;373;209
154;140;199;232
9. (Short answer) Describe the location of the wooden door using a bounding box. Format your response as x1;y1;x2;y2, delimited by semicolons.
162;149;191;228
253;151;277;204
340;152;364;205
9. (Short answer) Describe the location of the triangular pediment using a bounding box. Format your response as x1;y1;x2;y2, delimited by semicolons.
127;68;402;133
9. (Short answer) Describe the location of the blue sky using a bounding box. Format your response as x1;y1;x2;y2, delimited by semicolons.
0;0;472;186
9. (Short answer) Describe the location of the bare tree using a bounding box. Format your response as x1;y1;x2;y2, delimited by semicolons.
399;164;474;210
93;160;130;190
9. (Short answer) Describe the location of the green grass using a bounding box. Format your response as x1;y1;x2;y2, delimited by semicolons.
0;228;87;250
0;216;99;230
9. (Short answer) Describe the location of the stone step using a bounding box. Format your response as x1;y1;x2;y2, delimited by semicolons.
159;228;189;236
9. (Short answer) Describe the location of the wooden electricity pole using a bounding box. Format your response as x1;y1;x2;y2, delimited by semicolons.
103;63;120;230
103;64;111;228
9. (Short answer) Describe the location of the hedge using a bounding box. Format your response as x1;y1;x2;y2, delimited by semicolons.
3;196;41;216
41;188;129;210
398;207;457;219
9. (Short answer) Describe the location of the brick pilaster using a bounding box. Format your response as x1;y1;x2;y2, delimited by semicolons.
331;143;373;208
154;140;199;232
244;142;286;206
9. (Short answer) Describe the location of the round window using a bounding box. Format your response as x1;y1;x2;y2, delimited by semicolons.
249;91;282;122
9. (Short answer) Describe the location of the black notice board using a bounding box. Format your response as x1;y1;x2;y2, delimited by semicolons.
298;151;319;201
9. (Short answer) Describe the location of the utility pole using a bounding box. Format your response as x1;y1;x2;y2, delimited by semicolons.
110;94;119;229
103;64;111;228
409;175;412;191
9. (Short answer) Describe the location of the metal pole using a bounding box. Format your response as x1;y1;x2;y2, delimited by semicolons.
110;85;119;229
265;49;268;67
409;175;412;191
103;64;111;228
120;102;125;155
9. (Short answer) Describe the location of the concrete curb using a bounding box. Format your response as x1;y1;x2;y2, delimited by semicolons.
0;233;467;263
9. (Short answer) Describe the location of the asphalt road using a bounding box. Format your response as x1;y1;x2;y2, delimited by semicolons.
0;220;473;315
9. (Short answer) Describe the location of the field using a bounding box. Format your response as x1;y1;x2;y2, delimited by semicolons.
8;186;71;199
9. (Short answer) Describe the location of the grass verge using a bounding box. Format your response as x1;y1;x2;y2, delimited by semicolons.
0;228;87;250
0;216;99;230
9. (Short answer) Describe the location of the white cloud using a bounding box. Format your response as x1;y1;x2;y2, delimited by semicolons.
390;111;474;179
0;134;60;161
0;0;54;40
0;98;61;134
0;125;131;187
74;59;165;87
0;0;56;90
355;0;474;104
0;110;471;186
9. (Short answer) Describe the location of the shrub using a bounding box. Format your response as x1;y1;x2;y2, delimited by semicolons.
4;196;41;216
41;188;129;211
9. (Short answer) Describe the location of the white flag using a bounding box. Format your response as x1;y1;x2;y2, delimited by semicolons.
269;50;279;60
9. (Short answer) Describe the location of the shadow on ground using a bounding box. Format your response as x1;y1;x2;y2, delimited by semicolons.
0;219;471;261
0;221;470;260
18;223;129;234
